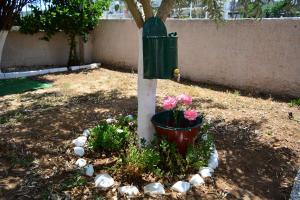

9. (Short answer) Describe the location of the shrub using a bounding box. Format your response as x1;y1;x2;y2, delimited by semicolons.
124;132;215;177
262;1;300;18
125;145;160;175
88;123;130;151
156;138;186;175
289;98;300;107
186;133;214;170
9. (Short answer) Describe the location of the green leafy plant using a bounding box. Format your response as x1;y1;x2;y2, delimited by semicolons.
88;123;130;151
62;173;87;190
186;133;214;170
125;145;160;175
289;98;300;107
262;1;300;18
156;138;186;175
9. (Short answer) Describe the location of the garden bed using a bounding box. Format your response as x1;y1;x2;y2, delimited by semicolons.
0;66;299;199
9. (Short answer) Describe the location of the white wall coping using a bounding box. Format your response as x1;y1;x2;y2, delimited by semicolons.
99;17;300;22
0;63;100;79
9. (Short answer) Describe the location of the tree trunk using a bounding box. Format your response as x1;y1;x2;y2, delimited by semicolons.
124;0;144;28
141;0;154;20
0;30;8;73
68;34;79;69
137;28;157;143
156;0;175;22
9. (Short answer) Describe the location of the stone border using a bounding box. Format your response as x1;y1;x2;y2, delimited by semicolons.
0;63;101;79
290;170;300;200
71;122;219;197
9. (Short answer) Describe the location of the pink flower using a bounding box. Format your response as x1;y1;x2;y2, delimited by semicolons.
177;94;192;105
163;96;177;110
184;110;198;121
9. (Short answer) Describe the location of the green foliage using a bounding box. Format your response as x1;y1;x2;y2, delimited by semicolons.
156;138;186;175
89;115;215;178
62;173;87;190
186;134;214;170
289;98;300;107
88;123;130;151
10;155;34;167
202;0;224;21
125;145;160;174
19;0;111;65
239;0;300;18
239;0;264;18
262;1;300;18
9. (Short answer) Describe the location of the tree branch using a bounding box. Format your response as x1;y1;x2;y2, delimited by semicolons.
124;0;144;29
140;0;153;20
156;0;175;22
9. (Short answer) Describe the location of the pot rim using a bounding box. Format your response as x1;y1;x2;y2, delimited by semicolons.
151;110;204;131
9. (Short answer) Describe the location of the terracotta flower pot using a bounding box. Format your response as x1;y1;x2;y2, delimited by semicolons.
151;110;203;155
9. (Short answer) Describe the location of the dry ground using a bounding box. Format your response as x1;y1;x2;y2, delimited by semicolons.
0;67;299;200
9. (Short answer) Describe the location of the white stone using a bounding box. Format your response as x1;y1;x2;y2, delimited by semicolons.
72;136;87;147
126;115;134;121
116;129;123;133
74;147;85;157
171;181;191;193
85;164;94;177
118;186;139;196
75;158;87;167
199;167;214;178
82;129;90;137
95;173;114;188
106;118;115;124
201;133;208;141
189;174;205;186
143;182;165;195
208;148;219;169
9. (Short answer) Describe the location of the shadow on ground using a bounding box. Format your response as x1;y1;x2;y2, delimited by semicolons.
0;89;297;199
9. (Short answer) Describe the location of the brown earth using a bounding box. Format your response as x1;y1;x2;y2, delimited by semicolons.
0;67;299;200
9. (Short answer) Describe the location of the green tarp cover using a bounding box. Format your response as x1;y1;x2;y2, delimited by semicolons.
0;77;52;96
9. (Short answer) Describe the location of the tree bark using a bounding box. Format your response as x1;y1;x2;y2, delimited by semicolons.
156;0;175;22
124;0;144;29
68;34;79;69
137;28;157;143
140;0;153;20
0;30;8;74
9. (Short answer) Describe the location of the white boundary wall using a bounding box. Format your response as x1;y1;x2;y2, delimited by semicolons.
2;19;300;97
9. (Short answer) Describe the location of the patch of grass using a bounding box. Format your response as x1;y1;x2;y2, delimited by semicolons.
125;145;160;176
10;155;34;167
233;90;241;96
289;98;300;107
0;109;28;125
62;173;87;190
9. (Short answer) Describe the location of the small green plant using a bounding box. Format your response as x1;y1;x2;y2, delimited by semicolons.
233;90;241;96
62;173;87;190
289;98;300;107
125;145;160;175
156;138;186;175
10;155;34;167
88;123;130;151
186;134;214;170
